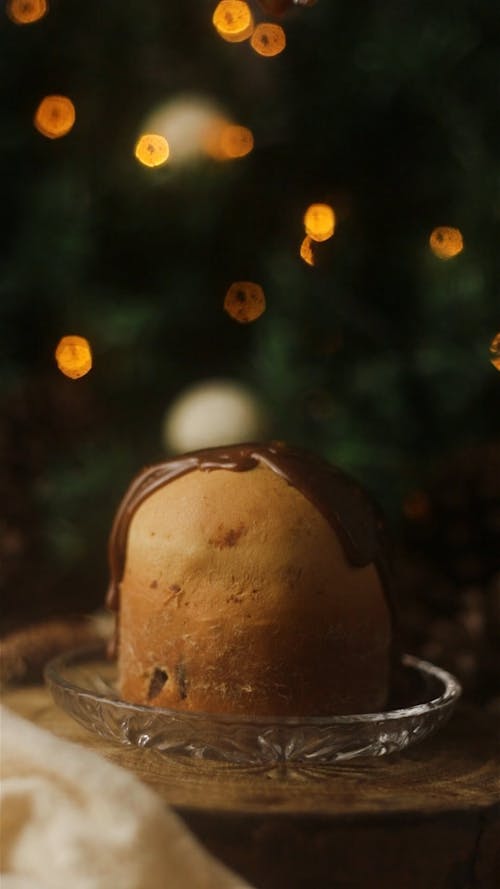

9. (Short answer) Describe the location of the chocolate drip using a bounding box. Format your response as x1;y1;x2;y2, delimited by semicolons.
106;442;393;632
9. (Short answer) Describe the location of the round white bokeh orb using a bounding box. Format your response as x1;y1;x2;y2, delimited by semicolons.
142;94;228;165
163;379;269;454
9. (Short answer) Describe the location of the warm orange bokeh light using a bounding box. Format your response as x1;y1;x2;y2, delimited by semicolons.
224;281;266;323
134;133;170;167
220;124;254;158
34;95;75;139
429;226;464;260
304;203;335;242
55;336;92;380
403;490;431;522
250;23;286;56
207;122;254;160
299;235;315;266
489;332;500;371
212;0;254;43
7;0;48;24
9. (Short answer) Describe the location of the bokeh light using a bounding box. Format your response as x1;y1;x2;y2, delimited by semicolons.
142;95;230;166
207;123;254;160
134;133;170;167
212;1;254;43
219;124;254;158
6;0;48;24
250;23;286;57
55;336;92;380
489;332;500;371
403;490;431;521
224;281;266;323
299;235;315;266
34;95;75;139
163;379;268;453
429;226;464;260
304;203;335;242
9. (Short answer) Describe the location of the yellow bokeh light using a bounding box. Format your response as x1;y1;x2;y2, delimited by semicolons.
299;235;315;266
212;0;254;43
55;336;92;380
429;226;464;260
7;0;48;24
206;122;254;160
224;281;266;323
134;133;170;167
304;203;336;242
250;23;286;57
489;332;500;371
34;95;75;139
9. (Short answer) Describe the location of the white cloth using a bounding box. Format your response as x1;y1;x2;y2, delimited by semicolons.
0;706;252;889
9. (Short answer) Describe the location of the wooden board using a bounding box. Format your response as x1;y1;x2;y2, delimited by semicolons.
3;683;500;889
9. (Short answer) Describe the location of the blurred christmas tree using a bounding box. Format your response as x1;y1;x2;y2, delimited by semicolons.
1;0;499;696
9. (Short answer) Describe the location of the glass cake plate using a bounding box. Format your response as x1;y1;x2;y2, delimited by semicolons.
45;644;461;765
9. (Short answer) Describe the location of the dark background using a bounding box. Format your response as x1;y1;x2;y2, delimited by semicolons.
1;0;499;702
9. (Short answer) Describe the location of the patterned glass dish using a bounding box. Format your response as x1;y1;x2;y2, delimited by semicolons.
45;645;461;765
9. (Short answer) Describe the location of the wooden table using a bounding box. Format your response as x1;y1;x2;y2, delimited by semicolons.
3;683;500;889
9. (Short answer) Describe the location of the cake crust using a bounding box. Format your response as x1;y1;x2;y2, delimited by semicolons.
114;454;392;716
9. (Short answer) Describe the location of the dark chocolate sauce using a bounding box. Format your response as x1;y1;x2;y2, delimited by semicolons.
106;442;393;628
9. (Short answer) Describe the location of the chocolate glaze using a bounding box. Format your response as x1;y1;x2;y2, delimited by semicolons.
106;442;395;658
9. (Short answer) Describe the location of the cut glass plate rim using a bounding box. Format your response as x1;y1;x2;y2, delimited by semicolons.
45;643;462;726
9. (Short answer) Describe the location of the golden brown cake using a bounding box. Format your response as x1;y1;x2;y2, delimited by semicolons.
106;442;394;716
